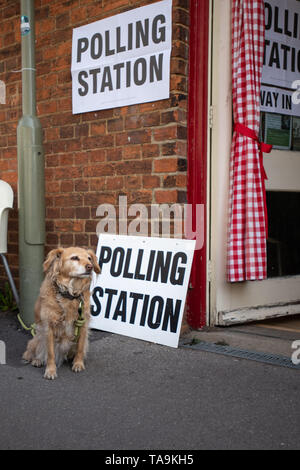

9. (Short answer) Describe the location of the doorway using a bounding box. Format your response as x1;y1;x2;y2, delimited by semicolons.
209;0;300;326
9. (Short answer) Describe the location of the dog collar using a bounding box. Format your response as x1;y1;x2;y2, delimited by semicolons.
55;284;82;301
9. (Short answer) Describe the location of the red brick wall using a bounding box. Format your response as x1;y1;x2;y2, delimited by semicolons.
0;0;190;288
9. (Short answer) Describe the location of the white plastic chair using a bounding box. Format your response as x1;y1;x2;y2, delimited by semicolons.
0;180;19;306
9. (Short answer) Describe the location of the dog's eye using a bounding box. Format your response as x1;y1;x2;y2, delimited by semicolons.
71;256;79;261
88;256;92;261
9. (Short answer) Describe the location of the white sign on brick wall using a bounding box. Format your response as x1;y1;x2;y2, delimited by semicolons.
71;0;172;114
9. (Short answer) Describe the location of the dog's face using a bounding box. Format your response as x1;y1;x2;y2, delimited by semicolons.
44;247;101;279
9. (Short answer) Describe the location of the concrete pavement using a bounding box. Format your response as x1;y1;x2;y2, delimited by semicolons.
0;311;299;450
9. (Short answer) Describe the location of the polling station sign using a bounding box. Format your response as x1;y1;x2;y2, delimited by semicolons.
71;0;172;114
262;0;300;90
90;234;196;348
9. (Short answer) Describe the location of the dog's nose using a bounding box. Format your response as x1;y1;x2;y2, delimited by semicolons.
86;264;93;271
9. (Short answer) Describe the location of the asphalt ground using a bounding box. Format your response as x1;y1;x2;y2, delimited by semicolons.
0;311;299;450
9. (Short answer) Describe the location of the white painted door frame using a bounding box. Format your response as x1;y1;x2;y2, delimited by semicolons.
209;0;300;326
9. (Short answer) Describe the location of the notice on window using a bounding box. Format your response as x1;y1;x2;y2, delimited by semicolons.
90;234;196;348
71;0;172;114
260;85;300;117
262;0;300;90
292;116;300;150
264;112;292;149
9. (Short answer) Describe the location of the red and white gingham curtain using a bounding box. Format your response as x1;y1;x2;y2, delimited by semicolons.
227;0;271;282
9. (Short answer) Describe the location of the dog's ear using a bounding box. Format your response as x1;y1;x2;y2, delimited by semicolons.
87;249;101;274
43;248;64;274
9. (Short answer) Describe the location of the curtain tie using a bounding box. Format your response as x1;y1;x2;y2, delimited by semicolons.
234;122;272;238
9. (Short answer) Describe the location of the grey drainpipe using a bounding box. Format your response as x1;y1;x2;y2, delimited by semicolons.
17;0;45;326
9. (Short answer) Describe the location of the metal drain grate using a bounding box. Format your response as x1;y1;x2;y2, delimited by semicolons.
182;341;300;370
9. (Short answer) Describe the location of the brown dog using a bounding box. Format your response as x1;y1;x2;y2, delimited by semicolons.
23;247;100;379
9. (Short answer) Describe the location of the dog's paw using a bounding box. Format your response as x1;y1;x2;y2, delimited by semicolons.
72;361;85;373
22;351;32;363
31;359;43;368
44;367;57;380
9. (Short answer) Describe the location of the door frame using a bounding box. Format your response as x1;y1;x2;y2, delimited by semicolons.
186;0;210;328
209;0;300;326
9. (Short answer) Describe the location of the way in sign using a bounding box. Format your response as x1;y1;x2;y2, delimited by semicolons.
261;89;292;110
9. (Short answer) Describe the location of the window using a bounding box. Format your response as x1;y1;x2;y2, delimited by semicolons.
267;191;300;277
